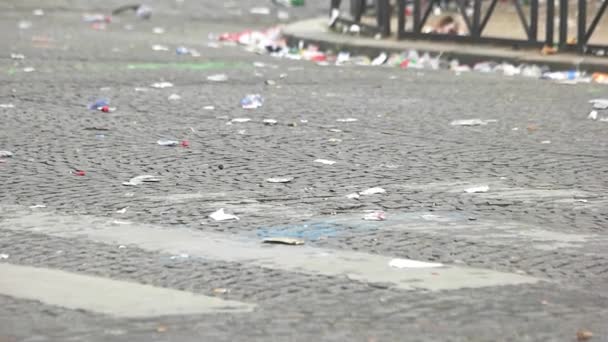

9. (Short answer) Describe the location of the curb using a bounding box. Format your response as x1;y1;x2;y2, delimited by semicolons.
282;18;608;73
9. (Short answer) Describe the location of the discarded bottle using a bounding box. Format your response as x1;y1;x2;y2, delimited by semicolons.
541;70;582;81
240;94;264;109
88;98;109;110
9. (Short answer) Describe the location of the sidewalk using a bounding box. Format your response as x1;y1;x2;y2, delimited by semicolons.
283;17;608;72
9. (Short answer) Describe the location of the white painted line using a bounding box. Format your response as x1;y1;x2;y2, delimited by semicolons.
0;263;255;318
0;209;540;291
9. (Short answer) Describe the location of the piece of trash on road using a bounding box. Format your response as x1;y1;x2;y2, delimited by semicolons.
157;139;180;147
29;204;46;209
170;253;189;260
156;325;168;333
116;207;128;214
576;329;593;341
250;7;271;15
207;74;228;82
450;119;491;126
23;67;35;73
588;111;598;120
0;254;9;260
464;185;489;193
153;27;165;34
112;4;152;19
263;237;305;245
213;288;230;295
360;187;386;196
364;211;386;221
265;80;276;86
372;52;388;66
18;20;32;29
204;106;215;110
231;118;251;123
209;208;240;221
241;94;263;109
541;140;551;144
263;119;278;125
0;103;15;108
389;258;444;269
346;193;360;199
10;53;25;60
72;170;86;176
123;175;161;186
266;177;293;183
336;118;358;123
590;99;608;110
176;46;190;55
33;9;44;16
152;45;169;51
151;82;173;89
0;151;14;158
314;159;336;165
167;94;181;101
273;0;305;7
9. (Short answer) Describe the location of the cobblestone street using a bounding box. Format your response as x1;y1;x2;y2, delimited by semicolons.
1;1;608;341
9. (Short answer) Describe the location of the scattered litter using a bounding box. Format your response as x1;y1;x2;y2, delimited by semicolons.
29;204;46;209
116;207;128;214
204;106;215;110
265;80;277;86
152;45;169;51
0;254;9;260
450;119;490;126
112;4;152;19
372;52;388;66
170;253;189;260
151;82;173;89
176;46;190;55
157;139;179;147
153;27;165;34
250;7;271;15
263;237;305;245
23;67;35;73
263;119;278;125
590;99;608;110
209;208;240;221
328;129;342;133
363;211;386;221
588;111;598;120
72;170;86;176
180;140;190;148
10;53;25;60
156;325;168;333
273;0;305;6
314;159;336;165
389;258;444;269
0;151;13;158
336;118;358;123
123;175;161;186
168;94;181;101
359;187;386;196
82;14;109;23
207;74;228;82
33;9;44;16
346;193;360;199
266;177;293;183
18;20;32;29
112;220;132;225
576;329;593;341
237;130;247;134
240;94;263;109
0;104;15;109
231;118;251;123
213;288;230;294
464;185;489;193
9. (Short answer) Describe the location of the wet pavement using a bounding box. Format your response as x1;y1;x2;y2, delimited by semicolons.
1;1;608;341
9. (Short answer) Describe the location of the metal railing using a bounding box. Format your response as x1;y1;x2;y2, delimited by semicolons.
331;0;608;54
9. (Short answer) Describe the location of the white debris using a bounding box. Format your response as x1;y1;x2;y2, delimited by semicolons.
266;177;294;183
18;20;32;29
10;53;25;60
151;82;173;89
134;87;149;92
590;99;608;110
588;110;598;120
0;151;14;158
389;258;444;269
116;207;128;214
336;118;358;123
204;105;215;110
450;119;490;126
346;193;360;199
209;208;240;221
23;67;35;73
170;253;190;260
363;211;386;221
207;74;228;82
157;139;179;146
112;220;132;225
464;185;489;193
359;187;386;196
122;175;161;186
600;117;608;122
263;237;305;245
371;52;388;66
33;9;44;16
250;7;271;15
151;44;169;51
0;254;9;260
328;129;343;133
153;27;165;34
541;140;551;144
231;118;251;123
263;119;278;125
29;204;46;209
314;159;336;165
168;94;181;101
0;104;15;108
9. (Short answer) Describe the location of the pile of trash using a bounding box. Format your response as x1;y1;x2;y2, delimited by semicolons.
216;26;608;85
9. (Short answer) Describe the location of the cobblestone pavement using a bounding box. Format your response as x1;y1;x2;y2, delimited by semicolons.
1;1;608;341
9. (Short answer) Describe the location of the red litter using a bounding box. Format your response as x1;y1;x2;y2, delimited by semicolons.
180;140;190;148
73;170;86;176
100;105;110;113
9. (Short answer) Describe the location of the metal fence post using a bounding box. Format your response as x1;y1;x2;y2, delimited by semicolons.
546;0;555;46
578;0;586;52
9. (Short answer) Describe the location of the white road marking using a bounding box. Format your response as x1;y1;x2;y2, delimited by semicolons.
0;209;540;292
0;263;254;317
